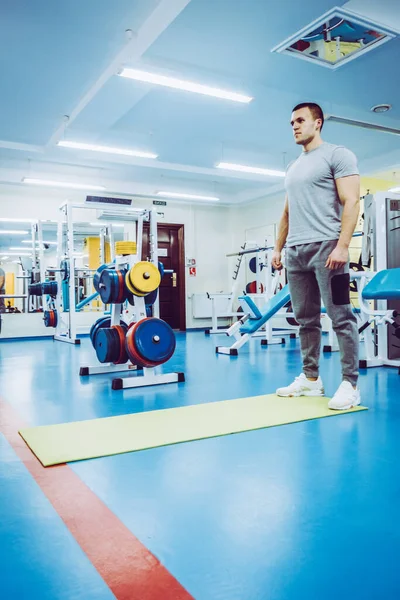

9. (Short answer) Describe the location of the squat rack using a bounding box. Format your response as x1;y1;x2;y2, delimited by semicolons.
53;199;159;345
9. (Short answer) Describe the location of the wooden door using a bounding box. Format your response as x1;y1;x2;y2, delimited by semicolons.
142;223;186;330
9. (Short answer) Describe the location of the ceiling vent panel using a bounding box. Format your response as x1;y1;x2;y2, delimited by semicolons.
271;8;397;69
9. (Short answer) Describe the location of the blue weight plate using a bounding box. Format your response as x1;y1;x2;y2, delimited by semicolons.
93;263;108;293
42;281;56;296
90;316;111;346
90;317;127;347
43;310;57;328
158;261;165;278
249;256;257;274
249;257;264;274
99;269;118;304
89;320;97;342
93;273;100;293
29;282;42;296
60;259;70;281
134;317;176;363
145;288;158;306
95;327;120;363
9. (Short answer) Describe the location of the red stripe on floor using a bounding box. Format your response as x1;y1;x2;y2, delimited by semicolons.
0;401;193;600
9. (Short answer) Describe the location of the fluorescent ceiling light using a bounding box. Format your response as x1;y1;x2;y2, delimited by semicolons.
157;191;219;202
216;162;286;177
89;222;125;227
389;187;400;193
0;218;35;223
1;256;9;260
21;240;57;245
3;252;32;256
119;68;253;104
22;178;106;191
0;230;29;235
10;246;40;251
58;140;158;159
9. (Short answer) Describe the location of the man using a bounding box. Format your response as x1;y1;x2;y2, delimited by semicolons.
272;102;360;410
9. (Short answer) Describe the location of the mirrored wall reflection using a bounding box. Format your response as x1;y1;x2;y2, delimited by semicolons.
0;219;38;314
0;221;125;314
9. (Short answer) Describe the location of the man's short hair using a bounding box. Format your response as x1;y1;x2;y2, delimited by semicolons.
292;102;324;131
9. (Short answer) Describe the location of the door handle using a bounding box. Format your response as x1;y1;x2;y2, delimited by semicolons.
172;272;177;287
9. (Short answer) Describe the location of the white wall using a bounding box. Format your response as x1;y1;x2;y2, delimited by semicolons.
231;191;285;248
0;310;103;339
0;187;235;330
229;191;286;299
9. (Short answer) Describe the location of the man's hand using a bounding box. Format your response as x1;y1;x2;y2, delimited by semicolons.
271;250;283;270
325;245;349;270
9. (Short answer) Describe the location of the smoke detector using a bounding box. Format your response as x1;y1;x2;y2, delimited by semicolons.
271;8;397;69
371;104;392;113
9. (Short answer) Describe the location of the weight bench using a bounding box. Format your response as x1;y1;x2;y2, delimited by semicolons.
361;268;400;301
238;285;291;335
216;285;291;355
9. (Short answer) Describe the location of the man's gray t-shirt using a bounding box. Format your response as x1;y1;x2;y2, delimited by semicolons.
285;142;359;247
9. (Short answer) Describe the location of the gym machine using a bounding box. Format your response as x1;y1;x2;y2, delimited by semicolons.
204;241;259;335
356;192;400;372
325;192;400;371
27;219;60;324
215;244;300;355
76;199;184;390
206;242;298;342
48;199;133;344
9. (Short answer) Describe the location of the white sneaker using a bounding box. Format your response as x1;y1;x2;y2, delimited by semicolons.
276;373;325;397
328;381;361;410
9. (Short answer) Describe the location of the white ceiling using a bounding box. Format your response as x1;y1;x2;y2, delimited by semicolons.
0;0;399;207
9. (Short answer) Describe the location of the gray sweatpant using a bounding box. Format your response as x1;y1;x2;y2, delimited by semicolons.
286;240;359;386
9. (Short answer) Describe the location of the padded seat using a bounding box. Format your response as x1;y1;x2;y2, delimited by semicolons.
240;285;291;334
237;295;262;320
362;268;400;301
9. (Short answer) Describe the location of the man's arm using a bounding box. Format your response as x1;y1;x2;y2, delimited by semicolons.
325;175;360;269
272;196;289;270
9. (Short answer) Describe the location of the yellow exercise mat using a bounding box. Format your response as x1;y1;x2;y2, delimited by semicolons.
19;395;367;467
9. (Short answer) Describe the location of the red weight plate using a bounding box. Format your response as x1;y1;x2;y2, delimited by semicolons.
112;325;128;364
114;270;125;304
125;320;159;368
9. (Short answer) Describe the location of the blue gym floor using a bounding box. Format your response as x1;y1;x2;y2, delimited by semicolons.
1;331;400;599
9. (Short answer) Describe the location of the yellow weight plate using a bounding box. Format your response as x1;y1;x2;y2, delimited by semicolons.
115;241;137;249
125;271;145;296
125;271;147;297
129;261;161;294
115;241;137;256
